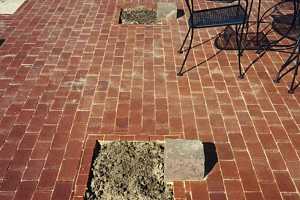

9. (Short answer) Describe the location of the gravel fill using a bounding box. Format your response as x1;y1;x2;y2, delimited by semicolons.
85;141;174;200
120;6;157;24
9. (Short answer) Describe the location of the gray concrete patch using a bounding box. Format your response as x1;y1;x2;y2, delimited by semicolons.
164;139;205;181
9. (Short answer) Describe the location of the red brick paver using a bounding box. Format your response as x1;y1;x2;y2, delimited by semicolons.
0;0;300;199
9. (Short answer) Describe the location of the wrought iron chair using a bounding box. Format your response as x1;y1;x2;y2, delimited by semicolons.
274;37;300;93
177;0;252;78
256;0;299;52
272;0;300;93
256;0;300;93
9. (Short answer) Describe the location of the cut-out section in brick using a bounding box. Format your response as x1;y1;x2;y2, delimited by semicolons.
119;6;158;24
85;141;174;200
118;2;177;25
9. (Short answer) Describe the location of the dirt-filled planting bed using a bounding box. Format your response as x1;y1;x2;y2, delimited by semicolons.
85;141;174;200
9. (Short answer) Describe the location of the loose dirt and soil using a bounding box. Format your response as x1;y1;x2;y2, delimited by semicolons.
85;141;174;200
120;6;157;24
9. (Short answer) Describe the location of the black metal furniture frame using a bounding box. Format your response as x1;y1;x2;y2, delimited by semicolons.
177;0;253;78
254;0;300;93
256;0;300;53
274;37;300;93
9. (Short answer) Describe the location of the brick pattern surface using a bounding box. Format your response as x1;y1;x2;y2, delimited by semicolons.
0;0;300;199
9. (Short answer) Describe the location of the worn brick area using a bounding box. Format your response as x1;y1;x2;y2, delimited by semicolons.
0;0;300;199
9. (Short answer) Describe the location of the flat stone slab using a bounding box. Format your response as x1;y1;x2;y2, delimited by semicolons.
0;0;27;14
164;139;205;181
157;2;177;20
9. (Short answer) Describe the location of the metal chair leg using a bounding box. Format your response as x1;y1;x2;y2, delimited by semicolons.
274;40;300;85
178;28;191;54
273;54;297;83
273;42;300;93
288;52;300;93
177;28;194;76
235;25;244;79
289;39;300;93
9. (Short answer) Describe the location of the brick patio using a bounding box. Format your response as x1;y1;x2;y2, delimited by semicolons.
0;0;300;199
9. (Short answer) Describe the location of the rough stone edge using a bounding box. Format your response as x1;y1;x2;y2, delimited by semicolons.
164;139;206;181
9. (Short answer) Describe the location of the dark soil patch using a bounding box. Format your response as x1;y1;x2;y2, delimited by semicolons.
85;141;174;200
120;6;157;24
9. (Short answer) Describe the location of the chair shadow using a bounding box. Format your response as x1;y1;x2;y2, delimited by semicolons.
179;24;273;76
178;33;224;75
180;34;220;53
272;14;300;42
179;49;223;75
